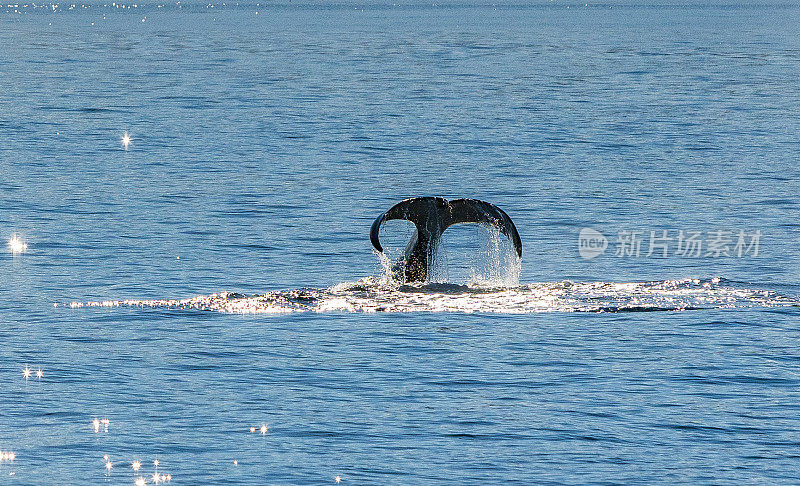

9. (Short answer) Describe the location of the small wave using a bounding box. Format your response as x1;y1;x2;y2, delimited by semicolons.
65;278;798;315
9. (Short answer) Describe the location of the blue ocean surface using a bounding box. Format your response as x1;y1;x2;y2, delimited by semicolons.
2;1;800;484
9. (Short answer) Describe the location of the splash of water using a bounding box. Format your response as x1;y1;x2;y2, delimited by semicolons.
427;224;520;287
66;278;798;315
426;234;449;284
375;250;400;287
467;226;521;288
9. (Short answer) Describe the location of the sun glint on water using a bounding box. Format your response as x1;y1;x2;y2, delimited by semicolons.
8;234;27;254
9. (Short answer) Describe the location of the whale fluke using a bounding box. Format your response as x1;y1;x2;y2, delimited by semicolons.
370;197;522;283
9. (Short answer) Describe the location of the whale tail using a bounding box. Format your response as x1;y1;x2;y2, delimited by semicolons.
370;197;522;283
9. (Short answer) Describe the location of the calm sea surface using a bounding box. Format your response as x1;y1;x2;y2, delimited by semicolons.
2;2;800;484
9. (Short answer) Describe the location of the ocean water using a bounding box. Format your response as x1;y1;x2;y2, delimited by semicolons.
2;2;800;484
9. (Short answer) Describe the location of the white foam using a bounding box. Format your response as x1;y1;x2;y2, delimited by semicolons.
66;278;797;315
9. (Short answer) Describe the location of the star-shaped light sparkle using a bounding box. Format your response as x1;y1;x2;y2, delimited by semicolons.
8;235;27;254
121;132;132;150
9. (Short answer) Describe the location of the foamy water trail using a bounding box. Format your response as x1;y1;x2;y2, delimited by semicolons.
66;278;798;315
